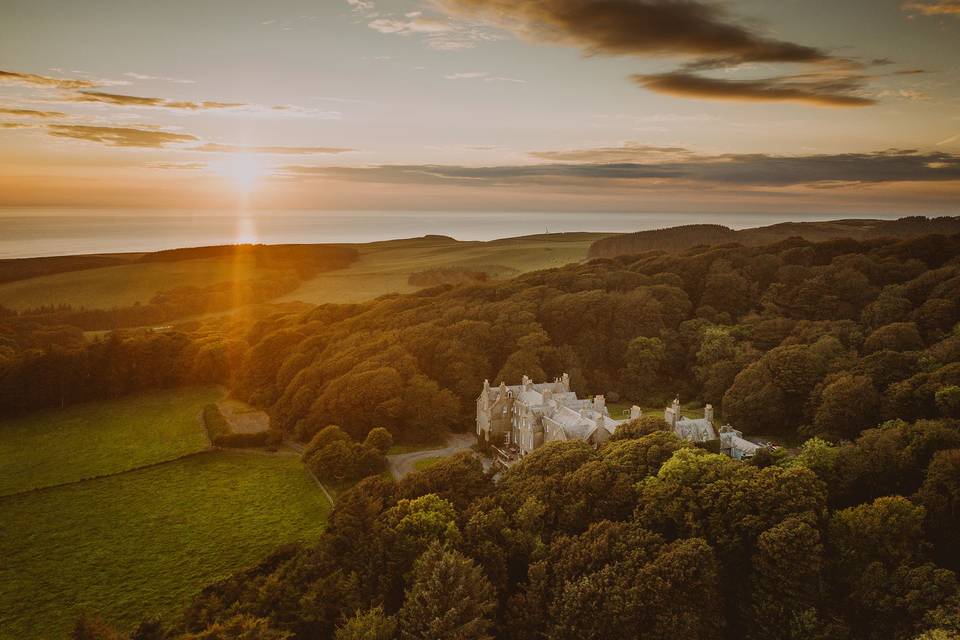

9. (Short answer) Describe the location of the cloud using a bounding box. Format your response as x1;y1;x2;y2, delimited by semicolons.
531;143;697;163
123;72;196;84
369;16;453;34
192;143;354;155
347;0;377;14
280;149;960;188
2;68;319;116
633;71;875;107
444;71;526;82
147;161;209;170
46;125;199;148
0;69;98;90
0;122;32;129
431;1;901;106
436;0;828;65
354;0;497;50
902;0;960;16
0;107;66;118
70;91;248;110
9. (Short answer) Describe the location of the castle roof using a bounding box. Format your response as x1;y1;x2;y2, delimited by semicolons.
675;417;717;443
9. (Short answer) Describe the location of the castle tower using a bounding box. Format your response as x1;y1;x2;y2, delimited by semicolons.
704;404;714;424
593;395;606;413
631;405;642;420
561;372;570;392
665;397;680;429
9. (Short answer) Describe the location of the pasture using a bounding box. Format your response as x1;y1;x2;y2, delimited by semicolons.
280;233;608;305
0;450;330;639
0;254;277;311
0;386;221;497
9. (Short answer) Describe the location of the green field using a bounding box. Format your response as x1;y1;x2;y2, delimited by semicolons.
0;450;330;639
1;234;606;335
0;254;272;311
281;233;606;306
0;387;221;497
413;456;446;471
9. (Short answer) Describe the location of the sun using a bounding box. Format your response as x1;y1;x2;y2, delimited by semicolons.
215;153;268;195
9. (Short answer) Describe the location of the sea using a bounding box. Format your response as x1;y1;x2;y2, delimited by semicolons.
0;209;905;260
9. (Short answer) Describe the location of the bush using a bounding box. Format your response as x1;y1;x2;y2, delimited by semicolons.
203;403;279;448
305;432;388;483
202;404;230;442
304;425;351;458
364;427;394;454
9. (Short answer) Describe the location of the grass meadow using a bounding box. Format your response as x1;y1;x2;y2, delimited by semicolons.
279;234;607;305
0;386;221;497
0;450;330;639
0;255;274;311
413;456;446;471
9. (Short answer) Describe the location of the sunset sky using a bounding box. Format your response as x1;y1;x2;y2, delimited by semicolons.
1;0;959;214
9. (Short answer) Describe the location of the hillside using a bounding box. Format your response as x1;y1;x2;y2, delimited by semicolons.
4;233;960;639
588;216;960;258
0;234;606;329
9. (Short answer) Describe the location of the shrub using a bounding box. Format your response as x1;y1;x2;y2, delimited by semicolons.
202;404;230;442
364;427;394;454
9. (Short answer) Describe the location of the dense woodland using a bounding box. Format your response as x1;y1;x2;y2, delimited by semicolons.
3;233;960;639
79;417;960;640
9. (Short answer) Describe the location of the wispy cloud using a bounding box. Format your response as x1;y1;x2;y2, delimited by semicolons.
46;125;199;148
193;143;354;155
444;71;526;83
123;72;196;84
0;69;98;90
350;0;498;50
2;68;324;118
902;0;960;16
70;91;247;110
0;107;66;118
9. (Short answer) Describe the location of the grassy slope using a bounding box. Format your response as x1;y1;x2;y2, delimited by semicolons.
413;456;446;471
0;387;221;497
0;450;329;640
2;234;606;321
279;233;607;305
0;255;268;310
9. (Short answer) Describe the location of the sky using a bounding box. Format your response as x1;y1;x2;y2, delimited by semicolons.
1;0;959;215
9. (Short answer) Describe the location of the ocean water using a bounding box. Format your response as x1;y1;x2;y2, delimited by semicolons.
0;209;902;260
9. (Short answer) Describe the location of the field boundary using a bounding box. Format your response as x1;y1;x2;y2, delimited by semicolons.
284;440;335;507
0;448;216;501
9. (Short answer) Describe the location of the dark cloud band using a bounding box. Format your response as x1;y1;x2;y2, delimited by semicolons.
633;72;875;107
282;149;960;188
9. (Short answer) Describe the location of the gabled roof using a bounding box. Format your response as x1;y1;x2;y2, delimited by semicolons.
675;417;717;442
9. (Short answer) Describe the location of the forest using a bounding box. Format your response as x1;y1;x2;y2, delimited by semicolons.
4;234;960;440
3;233;960;639
76;418;960;640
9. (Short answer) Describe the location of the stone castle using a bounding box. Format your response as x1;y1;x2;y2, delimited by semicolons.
476;374;640;457
478;376;762;460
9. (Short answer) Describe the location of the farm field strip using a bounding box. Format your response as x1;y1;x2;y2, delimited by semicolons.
0;386;222;497
0;449;330;640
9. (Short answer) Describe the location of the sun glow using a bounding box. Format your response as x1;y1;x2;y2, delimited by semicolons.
215;153;268;195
